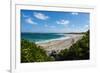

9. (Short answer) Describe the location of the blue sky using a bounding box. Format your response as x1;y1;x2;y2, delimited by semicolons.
21;9;89;33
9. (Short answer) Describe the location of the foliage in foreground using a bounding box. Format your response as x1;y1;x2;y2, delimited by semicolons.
56;30;89;61
21;30;89;62
21;39;54;63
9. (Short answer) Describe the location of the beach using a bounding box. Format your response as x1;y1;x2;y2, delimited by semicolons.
37;34;84;54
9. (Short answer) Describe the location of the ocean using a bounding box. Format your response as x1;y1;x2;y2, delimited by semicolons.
21;33;70;44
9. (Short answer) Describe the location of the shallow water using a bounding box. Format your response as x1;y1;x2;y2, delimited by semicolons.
21;33;71;43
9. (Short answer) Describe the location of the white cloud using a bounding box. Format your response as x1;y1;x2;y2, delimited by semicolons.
44;24;48;27
26;18;37;25
71;12;79;15
85;24;89;28
77;24;89;32
84;24;89;30
56;19;70;25
50;25;56;28
44;24;56;28
33;12;49;20
23;14;29;18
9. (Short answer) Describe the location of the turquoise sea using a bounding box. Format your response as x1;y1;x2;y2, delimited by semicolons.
21;33;70;44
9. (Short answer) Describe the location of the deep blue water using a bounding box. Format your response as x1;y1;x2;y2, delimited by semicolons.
21;33;69;43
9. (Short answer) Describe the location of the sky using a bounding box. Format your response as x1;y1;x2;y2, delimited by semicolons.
21;9;90;33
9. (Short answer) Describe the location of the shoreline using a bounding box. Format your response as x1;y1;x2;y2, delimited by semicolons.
37;34;84;54
35;36;70;44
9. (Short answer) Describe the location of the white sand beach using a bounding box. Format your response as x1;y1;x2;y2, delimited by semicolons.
37;34;84;54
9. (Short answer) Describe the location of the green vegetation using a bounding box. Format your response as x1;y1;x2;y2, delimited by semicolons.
21;39;54;63
56;30;89;61
21;30;89;62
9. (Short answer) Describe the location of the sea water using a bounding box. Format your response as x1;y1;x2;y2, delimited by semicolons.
21;33;70;44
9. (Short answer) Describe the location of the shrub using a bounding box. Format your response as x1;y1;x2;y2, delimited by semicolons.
56;30;90;60
21;39;53;63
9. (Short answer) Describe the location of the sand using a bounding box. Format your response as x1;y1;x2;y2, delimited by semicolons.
37;34;84;54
